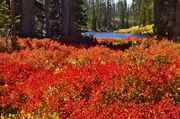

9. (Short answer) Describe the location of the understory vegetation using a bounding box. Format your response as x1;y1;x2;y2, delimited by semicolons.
0;36;179;118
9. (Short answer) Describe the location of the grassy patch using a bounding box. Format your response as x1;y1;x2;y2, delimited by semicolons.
116;24;153;34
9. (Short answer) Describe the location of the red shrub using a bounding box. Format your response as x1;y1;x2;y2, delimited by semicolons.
0;37;179;118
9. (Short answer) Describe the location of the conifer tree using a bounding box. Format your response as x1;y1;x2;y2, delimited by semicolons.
0;0;11;36
75;0;87;31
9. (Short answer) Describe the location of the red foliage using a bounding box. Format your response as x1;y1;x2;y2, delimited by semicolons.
0;37;179;118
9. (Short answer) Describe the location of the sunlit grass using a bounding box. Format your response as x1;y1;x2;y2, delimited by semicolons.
117;24;153;34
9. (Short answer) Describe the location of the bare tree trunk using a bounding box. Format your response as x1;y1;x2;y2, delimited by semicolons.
10;0;16;39
9;0;17;49
22;0;33;37
45;0;51;37
174;0;180;39
154;0;159;34
62;0;75;35
69;0;75;35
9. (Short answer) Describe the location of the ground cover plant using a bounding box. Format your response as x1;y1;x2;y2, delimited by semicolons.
0;36;179;118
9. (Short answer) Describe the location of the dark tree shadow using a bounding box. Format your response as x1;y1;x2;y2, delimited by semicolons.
59;34;132;51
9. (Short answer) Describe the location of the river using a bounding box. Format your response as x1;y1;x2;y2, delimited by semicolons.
82;32;147;39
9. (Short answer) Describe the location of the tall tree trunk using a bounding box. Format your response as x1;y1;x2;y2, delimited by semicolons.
174;0;180;39
69;0;75;35
21;0;33;37
45;0;51;37
62;0;75;35
154;0;162;34
10;0;16;39
92;0;96;31
10;0;17;48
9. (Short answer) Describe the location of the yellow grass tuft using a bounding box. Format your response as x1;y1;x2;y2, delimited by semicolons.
117;24;153;34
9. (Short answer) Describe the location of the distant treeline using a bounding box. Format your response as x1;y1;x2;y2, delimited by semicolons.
84;0;153;31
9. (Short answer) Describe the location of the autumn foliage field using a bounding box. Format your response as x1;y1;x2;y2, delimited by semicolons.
0;36;179;118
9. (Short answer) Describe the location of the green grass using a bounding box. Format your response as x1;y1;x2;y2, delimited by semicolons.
116;24;153;34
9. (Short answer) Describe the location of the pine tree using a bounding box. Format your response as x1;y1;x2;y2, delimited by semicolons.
91;0;96;30
117;0;127;28
33;0;62;38
75;0;87;31
106;0;112;30
0;0;11;36
34;0;45;37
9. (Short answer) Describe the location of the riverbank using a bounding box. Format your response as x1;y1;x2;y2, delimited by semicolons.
116;24;153;34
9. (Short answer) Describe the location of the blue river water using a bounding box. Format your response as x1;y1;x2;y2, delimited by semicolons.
82;32;147;39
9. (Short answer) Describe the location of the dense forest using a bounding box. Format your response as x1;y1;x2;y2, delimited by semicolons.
0;0;179;39
85;0;153;31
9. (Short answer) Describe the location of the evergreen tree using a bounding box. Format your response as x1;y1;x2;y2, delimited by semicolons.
33;0;62;38
0;0;11;36
117;0;127;28
75;0;87;31
95;0;100;30
106;0;112;30
0;0;20;37
130;0;153;27
34;0;45;37
91;0;96;30
101;0;107;30
85;0;115;31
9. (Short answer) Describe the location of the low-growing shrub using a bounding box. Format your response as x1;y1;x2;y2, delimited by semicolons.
0;36;179;118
